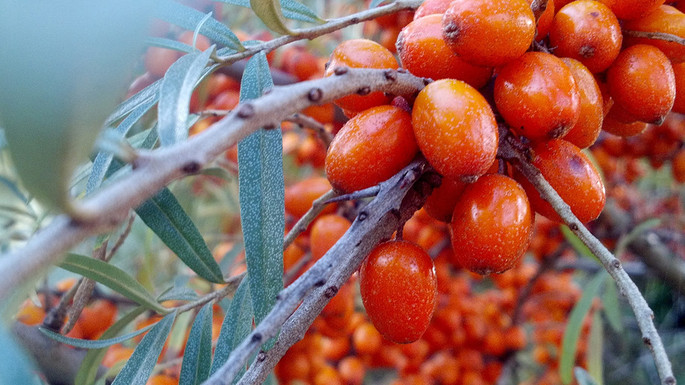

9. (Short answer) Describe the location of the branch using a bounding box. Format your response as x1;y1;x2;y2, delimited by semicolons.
498;130;676;385
623;30;685;46
0;67;427;303
203;159;434;385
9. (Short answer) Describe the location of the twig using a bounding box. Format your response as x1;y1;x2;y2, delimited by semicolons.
498;129;676;385
63;242;108;334
283;189;338;250
106;214;136;262
623;30;685;47
173;272;245;314
285;113;334;147
0;67;428;302
204;159;432;385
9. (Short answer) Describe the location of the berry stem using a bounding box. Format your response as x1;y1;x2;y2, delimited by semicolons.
622;30;685;46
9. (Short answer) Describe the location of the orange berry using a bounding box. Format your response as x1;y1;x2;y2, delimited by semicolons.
549;0;623;73
397;15;493;88
441;0;535;67
515;139;606;223
144;46;181;79
338;356;365;385
323;39;398;113
313;364;343;385
310;214;352;262
495;52;581;141
284;177;334;218
599;0;665;20
449;174;533;275
623;5;685;63
561;58;604;148
413;0;452;19
359;240;437;344
282;46;323;81
673;62;685;114
602;108;649;136
146;374;177;385
177;30;211;51
325;105;418;193
102;345;135;367
412;79;498;180
530;0;556;40
423;177;467;222
606;44;676;124
352;322;383;355
78;299;117;340
15;298;45;326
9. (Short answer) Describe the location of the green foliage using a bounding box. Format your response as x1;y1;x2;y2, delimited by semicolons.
39;321;153;349
211;278;253;376
0;325;42;385
238;52;285;327
179;302;214;385
112;311;177;385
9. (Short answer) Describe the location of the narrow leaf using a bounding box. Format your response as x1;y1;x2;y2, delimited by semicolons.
106;80;161;127
0;175;29;204
146;37;195;54
250;0;293;35
280;0;325;23
560;272;605;384
614;218;661;257
111;311;177;385
587;311;604;385
157;285;200;302
237;52;284;326
87;99;156;195
155;0;244;51
40;323;153;349
136;188;225;283
158;47;213;146
369;0;390;7
0;325;42;385
179;303;214;385
75;307;148;385
60;254;167;314
601;277;623;333
561;225;599;262
210;278;253;375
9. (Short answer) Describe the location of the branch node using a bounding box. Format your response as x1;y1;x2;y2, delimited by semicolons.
323;285;338;298
257;351;267;363
263;122;278;130
181;161;202;174
569;223;579;231
358;211;368;222
383;69;397;81
643;336;652;347
333;66;349;76
237;103;255;119
307;87;323;102
314;279;326;287
357;86;371;96
611;259;622;270
251;333;263;343
665;376;677;385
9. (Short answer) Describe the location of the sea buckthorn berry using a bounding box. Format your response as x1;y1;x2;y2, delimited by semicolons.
599;0;665;20
310;214;352;262
284;176;335;218
623;5;685;63
414;0;452;19
423;177;467;222
548;0;622;73
177;30;211;51
325;105;417;193
359;240;437;344
673;62;685;114
441;0;535;67
495;52;581;142
397;15;493;88
412;79;498;180
323;39;398;113
449;174;533;275
561;58;603;148
602;107;649;136
144;46;181;78
606;44;676;124
514;139;606;223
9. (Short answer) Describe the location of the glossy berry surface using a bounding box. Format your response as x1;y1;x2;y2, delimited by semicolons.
310;214;352;262
515;139;606;223
449;174;533;275
495;52;580;142
359;240;437;344
412;79;498;180
561;58;603;148
325;105;417;193
623;5;685;63
323;39;398;113
441;0;535;67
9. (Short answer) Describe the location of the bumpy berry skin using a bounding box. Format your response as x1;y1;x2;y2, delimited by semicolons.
325;105;417;193
449;174;533;275
549;0;623;73
323;39;398;113
359;240;437;344
515;139;606;224
397;14;492;88
441;0;535;67
623;5;685;63
412;79;498;180
606;44;676;124
599;0;665;20
495;52;581;142
673;62;685;114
